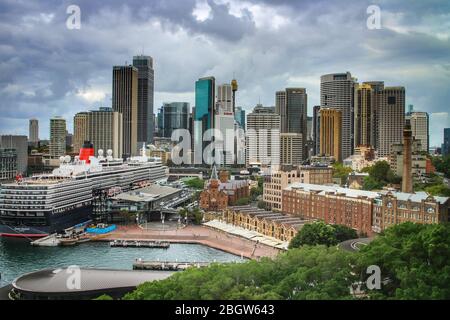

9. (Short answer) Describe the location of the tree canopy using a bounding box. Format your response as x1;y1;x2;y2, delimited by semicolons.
288;221;358;248
356;222;450;299
124;246;357;300
362;161;401;190
184;178;205;190
113;223;450;300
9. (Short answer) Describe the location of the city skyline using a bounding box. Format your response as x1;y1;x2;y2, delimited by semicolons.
0;1;448;147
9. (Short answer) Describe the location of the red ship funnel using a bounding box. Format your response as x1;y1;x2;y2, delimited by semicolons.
79;141;94;164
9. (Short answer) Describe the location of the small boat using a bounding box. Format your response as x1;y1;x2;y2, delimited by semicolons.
59;237;79;246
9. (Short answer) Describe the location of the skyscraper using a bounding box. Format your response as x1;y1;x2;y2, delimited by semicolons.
275;91;285;115
49;117;66;158
235;106;245;130
313;105;321;155
217;83;233;114
246;104;280;166
278;88;308;162
215;83;235;165
320;72;356;160
112;65;138;157
73;112;88;153
319;108;342;162
160;102;190;138
408;111;429;153
87;107;123;159
29;119;39;146
354;83;377;148
133;55;154;145
442;128;450;156
194;76;215;163
376;86;405;157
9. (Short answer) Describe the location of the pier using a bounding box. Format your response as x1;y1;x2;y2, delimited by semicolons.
133;260;210;271
110;239;170;248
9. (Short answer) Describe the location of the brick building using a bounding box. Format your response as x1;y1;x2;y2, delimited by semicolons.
223;206;312;242
263;165;333;211
283;183;377;236
199;167;249;212
282;183;449;236
372;191;449;233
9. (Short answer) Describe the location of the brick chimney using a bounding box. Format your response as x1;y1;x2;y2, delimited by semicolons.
402;120;413;193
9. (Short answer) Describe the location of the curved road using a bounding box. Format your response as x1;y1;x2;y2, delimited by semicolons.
338;238;373;252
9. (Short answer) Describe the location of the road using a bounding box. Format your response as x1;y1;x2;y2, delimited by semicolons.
338;238;373;252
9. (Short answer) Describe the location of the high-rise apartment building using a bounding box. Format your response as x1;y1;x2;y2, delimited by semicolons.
86;108;123;159
133;55;154;145
320;72;356;160
194;76;215;163
73;112;88;153
408;111;429;153
278;88;308;162
319;108;342;162
246;104;280;166
280;133;303;166
160;102;190;139
0;135;27;174
112;65;138;157
49;117;66;158
376;86;405;157
29;119;39;146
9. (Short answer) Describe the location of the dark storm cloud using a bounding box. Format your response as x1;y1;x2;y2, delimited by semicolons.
0;0;449;146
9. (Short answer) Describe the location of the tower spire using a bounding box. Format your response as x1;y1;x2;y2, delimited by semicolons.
211;164;218;180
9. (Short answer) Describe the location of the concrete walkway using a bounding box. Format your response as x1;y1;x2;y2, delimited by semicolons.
98;224;281;260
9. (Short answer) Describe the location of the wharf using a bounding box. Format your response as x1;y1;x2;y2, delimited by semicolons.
110;239;170;248
133;260;210;271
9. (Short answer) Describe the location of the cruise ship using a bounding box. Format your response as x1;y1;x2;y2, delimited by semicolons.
0;142;167;238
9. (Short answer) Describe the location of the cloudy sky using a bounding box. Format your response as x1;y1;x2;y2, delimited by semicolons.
0;0;449;146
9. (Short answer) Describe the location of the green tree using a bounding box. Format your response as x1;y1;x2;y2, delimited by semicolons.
356;223;450;299
235;197;250;206
124;246;357;300
361;161;401;190
363;176;383;191
432;155;450;178
184;178;205;190
289;222;357;249
257;200;266;209
332;163;352;185
289;221;339;248
333;224;358;243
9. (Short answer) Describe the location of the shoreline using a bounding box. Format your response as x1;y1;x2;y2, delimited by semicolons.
95;225;281;260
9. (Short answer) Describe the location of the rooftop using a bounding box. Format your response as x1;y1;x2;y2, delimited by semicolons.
113;184;181;203
285;183;379;199
12;268;173;294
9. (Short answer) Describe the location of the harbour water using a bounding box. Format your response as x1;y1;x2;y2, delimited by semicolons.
0;238;242;286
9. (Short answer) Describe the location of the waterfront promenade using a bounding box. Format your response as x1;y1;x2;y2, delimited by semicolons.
98;225;281;260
